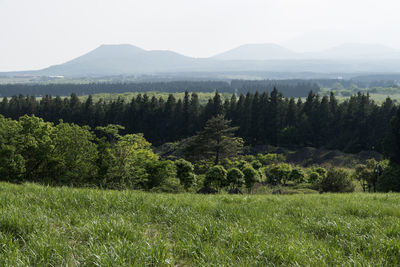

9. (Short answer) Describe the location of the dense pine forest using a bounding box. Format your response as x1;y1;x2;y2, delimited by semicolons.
1;89;397;152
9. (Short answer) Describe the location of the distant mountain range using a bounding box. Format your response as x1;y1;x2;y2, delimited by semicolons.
3;43;400;77
212;43;400;60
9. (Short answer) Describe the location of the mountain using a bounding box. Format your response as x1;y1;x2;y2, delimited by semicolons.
3;43;400;77
309;43;400;60
212;43;299;60
39;44;198;76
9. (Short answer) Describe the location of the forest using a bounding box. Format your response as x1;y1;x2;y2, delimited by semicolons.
1;87;400;193
1;89;397;151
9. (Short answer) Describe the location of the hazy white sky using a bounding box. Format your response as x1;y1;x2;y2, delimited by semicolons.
1;0;400;71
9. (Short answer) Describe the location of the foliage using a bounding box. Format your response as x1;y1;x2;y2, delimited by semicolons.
383;108;400;164
256;153;286;165
101;133;159;189
0;115;25;182
174;159;196;189
226;168;245;189
308;172;322;185
1;89;396;153
149;160;183;193
185;115;243;165
250;160;262;170
308;167;327;184
51;121;98;185
353;159;381;192
266;163;292;185
377;163;400;192
243;166;260;190
204;165;227;190
320;168;355;193
0;115;175;191
289;167;306;183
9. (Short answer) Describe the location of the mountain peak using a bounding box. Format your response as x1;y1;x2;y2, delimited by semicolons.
95;43;146;52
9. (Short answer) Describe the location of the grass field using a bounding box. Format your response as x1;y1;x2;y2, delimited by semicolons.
0;183;399;266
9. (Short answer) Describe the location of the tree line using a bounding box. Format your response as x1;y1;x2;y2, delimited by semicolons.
1;113;399;192
0;80;318;97
0;89;397;153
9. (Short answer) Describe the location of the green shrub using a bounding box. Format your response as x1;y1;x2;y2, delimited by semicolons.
289;167;305;183
250;160;262;170
308;172;322;184
377;164;400;192
266;163;292;185
175;159;196;189
152;177;183;193
313;167;327;178
321;168;355;193
227;167;245;189
257;153;285;165
243;166;260;190
204;165;227;190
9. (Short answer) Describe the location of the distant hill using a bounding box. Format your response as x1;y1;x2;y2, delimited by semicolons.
212;43;299;60
2;43;400;77
39;44;198;76
309;43;400;60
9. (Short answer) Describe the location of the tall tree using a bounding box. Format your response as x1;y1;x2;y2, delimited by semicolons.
185;115;243;165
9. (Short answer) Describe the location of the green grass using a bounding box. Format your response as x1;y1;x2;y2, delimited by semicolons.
1;182;399;266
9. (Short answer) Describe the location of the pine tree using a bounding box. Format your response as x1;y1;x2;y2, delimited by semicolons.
185;115;243;165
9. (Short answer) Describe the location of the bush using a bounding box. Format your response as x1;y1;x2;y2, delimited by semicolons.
320;168;355;193
152;177;183;193
289;167;305;183
377;164;400;192
227;168;245;189
251;160;262;170
175;159;196;189
266;163;292;185
204;165;227;190
308;172;321;184
257;153;285;165
313;167;327;178
243;166;260;190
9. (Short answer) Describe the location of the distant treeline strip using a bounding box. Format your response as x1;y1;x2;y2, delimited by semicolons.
0;80;319;98
0;89;397;153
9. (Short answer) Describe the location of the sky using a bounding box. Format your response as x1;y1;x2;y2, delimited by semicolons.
1;0;400;71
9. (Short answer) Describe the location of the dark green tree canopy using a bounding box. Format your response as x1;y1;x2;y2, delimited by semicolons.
185;115;244;165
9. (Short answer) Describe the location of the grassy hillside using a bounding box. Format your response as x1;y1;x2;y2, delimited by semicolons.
0;183;399;266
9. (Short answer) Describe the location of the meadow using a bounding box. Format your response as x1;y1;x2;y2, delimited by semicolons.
0;182;399;266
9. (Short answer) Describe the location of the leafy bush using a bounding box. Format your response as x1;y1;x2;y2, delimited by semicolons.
174;159;196;189
257;153;285;165
289;167;305;183
251;160;262;170
266;163;292;185
204;165;227;190
227;167;245;189
308;172;322;184
320;168;355;193
377;164;400;192
243;166;260;190
313;167;327;179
